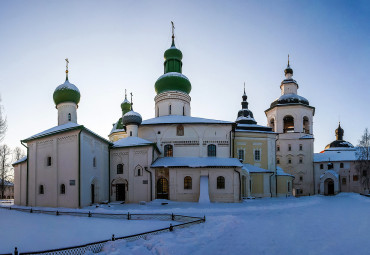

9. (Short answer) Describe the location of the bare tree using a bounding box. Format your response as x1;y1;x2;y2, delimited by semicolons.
13;147;25;161
356;128;370;194
0;95;7;142
0;144;12;198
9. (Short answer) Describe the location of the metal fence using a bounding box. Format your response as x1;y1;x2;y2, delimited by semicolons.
0;206;205;255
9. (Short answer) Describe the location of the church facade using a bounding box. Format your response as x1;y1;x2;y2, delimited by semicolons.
15;29;347;209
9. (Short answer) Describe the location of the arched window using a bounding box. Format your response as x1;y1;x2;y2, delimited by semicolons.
117;164;123;174
217;176;225;189
68;113;71;121
136;166;143;176
208;144;216;157
169;105;172;115
164;145;173;157
342;178;346;185
60;184;65;194
184;176;192;190
299;157;303;164
130;131;132;136
183;106;185;116
283;115;294;133
177;125;184;136
303;116;309;134
47;156;52;166
269;119;275;132
93;157;96;167
157;107;159;117
277;158;280;164
39;185;44;194
340;163;344;168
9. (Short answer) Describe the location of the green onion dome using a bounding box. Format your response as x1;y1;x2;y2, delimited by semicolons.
122;110;142;126
154;40;191;95
53;79;81;106
164;45;183;60
155;72;191;94
121;97;131;114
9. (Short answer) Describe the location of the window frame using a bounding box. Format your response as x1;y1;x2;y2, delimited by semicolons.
117;164;124;174
217;176;225;189
184;176;192;190
207;144;217;157
164;144;173;157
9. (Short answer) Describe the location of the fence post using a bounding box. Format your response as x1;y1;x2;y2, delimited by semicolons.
112;234;115;241
56;211;59;216
169;224;173;232
88;211;91;217
171;213;174;221
203;215;206;222
127;212;130;220
9;207;11;210
30;208;33;213
14;247;18;255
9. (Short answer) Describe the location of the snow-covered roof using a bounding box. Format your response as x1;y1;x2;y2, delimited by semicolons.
314;148;357;162
0;178;13;186
23;122;81;141
300;134;314;139
156;72;190;81
113;137;154;148
320;170;339;180
235;123;275;133
276;166;295;177
23;122;111;144
12;156;27;166
242;164;273;173
151;157;243;168
142;115;232;125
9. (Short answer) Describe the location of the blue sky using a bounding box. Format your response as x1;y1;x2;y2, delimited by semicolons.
0;0;369;153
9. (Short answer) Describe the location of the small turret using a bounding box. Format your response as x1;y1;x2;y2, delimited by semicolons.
335;122;344;141
53;59;80;125
236;83;257;125
122;93;142;137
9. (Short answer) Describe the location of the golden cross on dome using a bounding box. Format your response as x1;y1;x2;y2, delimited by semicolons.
171;21;175;39
288;54;290;66
65;58;69;80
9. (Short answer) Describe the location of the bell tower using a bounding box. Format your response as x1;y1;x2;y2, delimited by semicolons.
265;56;315;196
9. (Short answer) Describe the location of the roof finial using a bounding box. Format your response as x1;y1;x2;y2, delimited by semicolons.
130;92;133;111
125;89;127;99
287;54;290;67
243;82;246;95
65;58;69;80
171;21;175;47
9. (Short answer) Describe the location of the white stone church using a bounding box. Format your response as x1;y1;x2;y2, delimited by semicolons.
12;29;365;208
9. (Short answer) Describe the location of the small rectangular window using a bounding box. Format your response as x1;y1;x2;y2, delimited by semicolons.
353;175;358;181
277;145;280;151
299;158;303;164
299;144;303;151
288;159;292;164
47;157;52;166
277;158;280;164
299;176;303;181
254;150;261;161
69;180;76;186
238;150;244;161
288;145;291;151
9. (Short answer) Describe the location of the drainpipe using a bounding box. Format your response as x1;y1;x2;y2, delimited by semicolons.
269;172;274;197
78;129;82;208
21;141;28;206
108;145;111;203
234;168;241;201
144;167;152;201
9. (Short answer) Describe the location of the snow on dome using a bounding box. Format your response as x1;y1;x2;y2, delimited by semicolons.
53;79;81;105
156;72;190;82
270;93;309;108
122;110;142;126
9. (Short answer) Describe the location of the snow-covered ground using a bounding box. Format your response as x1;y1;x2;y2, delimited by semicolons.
1;193;369;255
0;209;173;254
95;193;370;255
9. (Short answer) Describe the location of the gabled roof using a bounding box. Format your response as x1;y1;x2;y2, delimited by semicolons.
242;163;273;173
151;157;243;168
142;115;232;125
113;137;155;148
22;122;111;144
12;156;27;166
